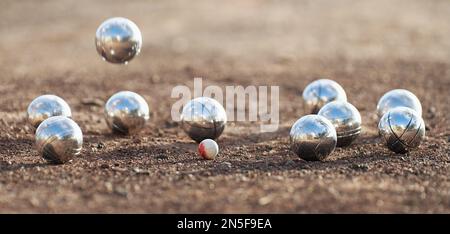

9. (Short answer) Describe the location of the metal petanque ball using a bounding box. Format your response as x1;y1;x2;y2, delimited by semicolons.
302;79;347;114
290;115;337;161
95;17;142;64
27;94;72;130
105;91;150;134
35;116;83;164
378;107;425;154
376;89;422;118
318;101;362;147
181;97;227;143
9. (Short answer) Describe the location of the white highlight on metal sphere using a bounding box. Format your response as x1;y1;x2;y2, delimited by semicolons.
104;91;150;134
27;94;72;129
378;107;425;154
302;79;347;114
318;101;362;147
290;114;337;161
377;89;422;118
95;17;142;64
181;97;227;142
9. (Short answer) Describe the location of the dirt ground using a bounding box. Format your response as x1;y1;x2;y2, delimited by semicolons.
0;0;449;213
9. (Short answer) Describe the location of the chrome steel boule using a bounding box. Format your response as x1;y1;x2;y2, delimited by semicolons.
105;91;150;134
378;107;425;154
318;101;362;147
302;79;347;114
377;89;422;118
95;17;142;64
290;115;337;161
35;116;83;164
181;97;227;142
27;94;72;129
198;139;219;160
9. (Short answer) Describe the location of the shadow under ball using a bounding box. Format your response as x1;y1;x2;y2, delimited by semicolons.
181;97;227;143
27;94;72;130
376;89;422;118
378;107;425;154
104;91;150;135
302;79;347;114
95;17;142;64
35;116;83;164
318;101;362;147
290;115;337;161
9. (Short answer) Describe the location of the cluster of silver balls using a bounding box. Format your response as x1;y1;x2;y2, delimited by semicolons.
26;17;227;164
27;17;426;164
28;92;224;164
28;91;151;164
290;79;425;161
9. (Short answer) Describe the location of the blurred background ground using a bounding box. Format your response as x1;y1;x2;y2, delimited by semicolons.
0;0;449;213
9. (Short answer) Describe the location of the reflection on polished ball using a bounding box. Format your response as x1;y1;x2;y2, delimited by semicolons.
378;107;425;154
35;116;83;164
302;79;347;114
181;97;227;143
290;115;337;161
27;94;72;129
105;91;150;134
377;89;422;118
95;17;142;64
318;101;362;147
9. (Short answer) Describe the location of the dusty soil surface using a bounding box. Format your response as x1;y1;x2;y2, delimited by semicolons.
0;0;449;213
